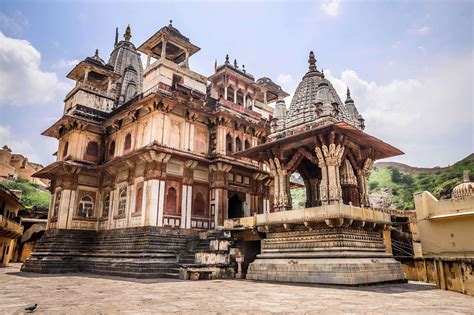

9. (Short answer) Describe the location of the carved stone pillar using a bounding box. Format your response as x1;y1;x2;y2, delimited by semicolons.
305;178;321;208
143;152;171;227
266;158;291;211
209;162;232;227
315;144;344;205
357;158;373;207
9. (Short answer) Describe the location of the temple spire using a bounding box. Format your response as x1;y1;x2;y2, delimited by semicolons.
114;27;118;46
124;24;131;41
308;51;317;72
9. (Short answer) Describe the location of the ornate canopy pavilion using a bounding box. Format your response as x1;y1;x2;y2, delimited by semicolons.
230;52;406;285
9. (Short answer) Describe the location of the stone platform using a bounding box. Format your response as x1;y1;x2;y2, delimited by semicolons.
227;204;405;285
21;227;199;278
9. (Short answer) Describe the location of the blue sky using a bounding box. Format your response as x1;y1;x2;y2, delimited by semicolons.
0;0;472;167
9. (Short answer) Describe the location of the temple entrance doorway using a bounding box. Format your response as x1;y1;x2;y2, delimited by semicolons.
228;191;245;219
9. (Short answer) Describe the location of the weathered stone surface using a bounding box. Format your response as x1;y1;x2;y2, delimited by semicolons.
1;264;472;314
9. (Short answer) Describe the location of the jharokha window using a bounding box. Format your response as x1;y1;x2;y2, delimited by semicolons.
134;185;143;213
84;141;99;162
118;187;127;216
53;192;61;217
77;195;95;218
108;141;116;159
244;139;251;150
236;137;242;152
165;187;177;215
102;194;110;218
226;134;233;155
193;192;206;216
124;133;132;154
62;141;69;159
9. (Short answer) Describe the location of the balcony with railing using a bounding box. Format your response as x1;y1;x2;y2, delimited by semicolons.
0;215;24;238
64;82;115;114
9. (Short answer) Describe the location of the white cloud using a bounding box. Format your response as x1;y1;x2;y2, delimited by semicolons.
0;32;70;106
409;26;431;35
277;73;293;85
0;11;28;35
320;0;341;17
324;54;473;166
53;58;80;69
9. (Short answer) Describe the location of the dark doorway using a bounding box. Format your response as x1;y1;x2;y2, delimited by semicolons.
228;192;244;219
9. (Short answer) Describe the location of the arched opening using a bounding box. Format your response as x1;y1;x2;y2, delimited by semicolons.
235;137;242;152
102;194;110;218
227;87;235;102
108;141;116;160
118;187;127;216
226;133;233;155
77;195;94;218
84;141;99;162
228;191;244;219
62;141;68;159
124;133;132;154
236;90;244;105
135;185;143;213
193;192;206;216
165;187;177;215
290;172;306;210
244;139;251;150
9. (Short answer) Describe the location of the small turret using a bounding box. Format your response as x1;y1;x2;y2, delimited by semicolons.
344;87;364;130
273;99;287;131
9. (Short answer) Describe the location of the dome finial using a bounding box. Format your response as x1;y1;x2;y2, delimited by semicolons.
169;19;173;26
242;64;246;73
225;54;229;64
124;24;131;41
114;27;119;46
95;49;99;57
345;86;354;103
463;170;470;183
308;51;317;72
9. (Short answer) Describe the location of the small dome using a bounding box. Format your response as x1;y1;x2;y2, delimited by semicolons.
90;49;106;66
452;170;474;199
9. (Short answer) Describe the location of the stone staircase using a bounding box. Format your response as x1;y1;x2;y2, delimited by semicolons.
21;227;199;278
178;230;237;279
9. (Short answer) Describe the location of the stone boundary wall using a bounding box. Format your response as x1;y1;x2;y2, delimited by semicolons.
400;257;474;296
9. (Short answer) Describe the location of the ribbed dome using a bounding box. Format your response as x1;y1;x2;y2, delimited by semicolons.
452;170;474;199
285;52;363;130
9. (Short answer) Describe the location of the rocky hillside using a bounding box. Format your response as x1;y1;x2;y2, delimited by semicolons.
368;153;474;209
0;178;51;210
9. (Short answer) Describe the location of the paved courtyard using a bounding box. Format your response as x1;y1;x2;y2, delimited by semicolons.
1;264;473;314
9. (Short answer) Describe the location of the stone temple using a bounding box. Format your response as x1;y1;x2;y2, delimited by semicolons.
22;22;404;285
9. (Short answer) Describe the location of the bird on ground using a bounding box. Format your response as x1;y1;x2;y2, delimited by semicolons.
25;303;37;313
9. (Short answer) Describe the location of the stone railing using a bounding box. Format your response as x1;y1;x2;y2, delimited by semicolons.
0;215;24;236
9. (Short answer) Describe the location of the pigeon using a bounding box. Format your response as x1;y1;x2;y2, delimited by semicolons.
25;303;37;313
